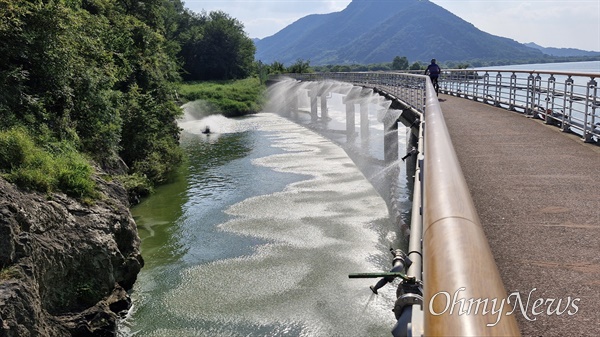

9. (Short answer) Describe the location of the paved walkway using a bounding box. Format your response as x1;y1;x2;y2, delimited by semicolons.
439;94;600;337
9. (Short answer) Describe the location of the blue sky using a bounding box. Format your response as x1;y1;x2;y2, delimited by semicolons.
182;0;600;52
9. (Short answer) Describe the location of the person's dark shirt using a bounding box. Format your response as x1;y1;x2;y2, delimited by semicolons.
425;63;441;78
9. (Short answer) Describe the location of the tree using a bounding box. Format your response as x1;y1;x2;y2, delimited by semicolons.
410;62;422;70
392;56;409;70
287;59;311;74
0;0;183;187
177;10;255;81
269;61;286;74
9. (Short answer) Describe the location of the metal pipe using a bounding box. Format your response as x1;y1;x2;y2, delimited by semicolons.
406;111;424;283
422;77;521;336
391;106;425;337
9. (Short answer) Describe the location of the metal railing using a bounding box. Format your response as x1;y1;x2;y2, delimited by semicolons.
287;72;426;113
421;78;520;336
439;69;600;142
276;72;520;336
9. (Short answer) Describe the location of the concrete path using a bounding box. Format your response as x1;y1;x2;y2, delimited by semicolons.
439;94;600;337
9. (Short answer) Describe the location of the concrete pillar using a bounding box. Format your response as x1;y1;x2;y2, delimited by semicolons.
384;120;399;164
320;94;328;121
343;86;363;142
290;92;298;115
360;102;369;140
344;101;356;142
308;90;318;122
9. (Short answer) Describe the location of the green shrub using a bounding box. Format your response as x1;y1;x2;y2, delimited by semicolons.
131;138;182;185
55;152;97;199
6;165;56;193
0;127;97;199
0;127;36;170
217;98;251;117
116;172;153;202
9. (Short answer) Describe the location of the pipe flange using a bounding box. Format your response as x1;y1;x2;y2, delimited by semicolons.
393;293;423;320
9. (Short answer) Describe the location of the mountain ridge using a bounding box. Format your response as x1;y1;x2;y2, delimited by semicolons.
254;0;598;66
523;42;600;57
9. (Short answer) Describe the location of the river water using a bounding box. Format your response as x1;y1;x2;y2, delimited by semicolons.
476;60;600;72
118;88;411;336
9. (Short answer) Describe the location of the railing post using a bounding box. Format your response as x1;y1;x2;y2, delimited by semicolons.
591;79;600;139
472;71;480;102
509;72;517;111
494;72;502;107
583;77;598;142
526;72;535;115
457;70;462;97
466;70;472;98
545;75;556;124
533;73;543;117
482;72;490;104
561;76;574;132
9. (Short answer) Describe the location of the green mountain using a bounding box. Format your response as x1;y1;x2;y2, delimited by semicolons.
523;42;600;57
254;0;550;65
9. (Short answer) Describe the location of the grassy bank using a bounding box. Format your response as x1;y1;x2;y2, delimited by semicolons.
0;128;97;201
177;77;266;117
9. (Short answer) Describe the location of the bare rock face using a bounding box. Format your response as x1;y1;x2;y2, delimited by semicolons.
0;175;143;337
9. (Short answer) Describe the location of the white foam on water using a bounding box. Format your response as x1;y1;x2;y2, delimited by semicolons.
178;100;261;138
164;113;397;336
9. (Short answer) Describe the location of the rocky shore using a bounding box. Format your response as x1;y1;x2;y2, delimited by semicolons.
0;173;143;336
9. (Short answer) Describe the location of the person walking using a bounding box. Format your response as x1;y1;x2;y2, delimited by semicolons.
424;58;441;95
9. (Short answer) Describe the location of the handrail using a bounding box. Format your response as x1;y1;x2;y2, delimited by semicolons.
269;72;521;336
457;69;598;78
438;69;600;142
422;77;520;335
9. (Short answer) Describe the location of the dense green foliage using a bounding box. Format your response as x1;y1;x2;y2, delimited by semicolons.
392;56;409;70
178;78;265;117
0;0;257;199
0;0;184;195
286;59;311;74
176;10;255;81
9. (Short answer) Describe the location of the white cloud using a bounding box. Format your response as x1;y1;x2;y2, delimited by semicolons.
184;0;353;38
431;0;600;51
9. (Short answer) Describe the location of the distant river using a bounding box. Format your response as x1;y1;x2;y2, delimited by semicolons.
118;92;409;336
476;60;600;72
